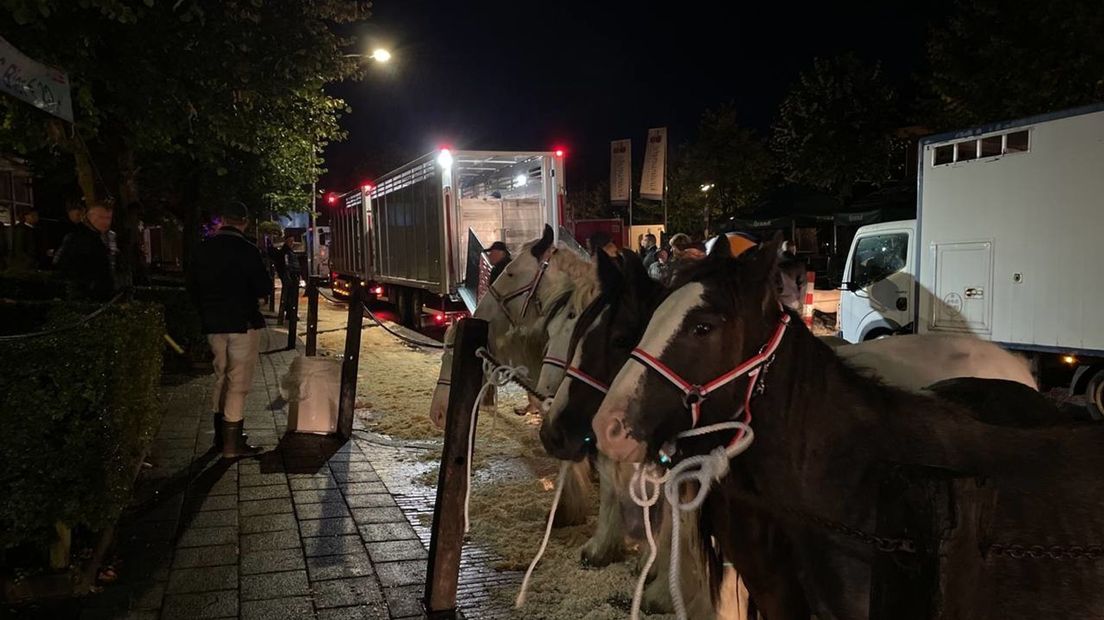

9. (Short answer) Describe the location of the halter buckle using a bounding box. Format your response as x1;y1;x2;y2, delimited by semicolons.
682;386;705;410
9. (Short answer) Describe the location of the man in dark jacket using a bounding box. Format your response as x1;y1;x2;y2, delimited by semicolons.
55;203;117;300
187;202;273;458
482;240;512;283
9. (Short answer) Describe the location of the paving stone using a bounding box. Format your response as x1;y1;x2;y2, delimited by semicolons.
374;560;427;588
289;477;338;491
305;551;374;581
161;590;238;619
241;484;291;501
303;534;364;558
186;509;238;529
384;585;426;618
366;540;427;563
315;604;390;620
295;501;351;520
359;522;418;542
129;582;166;610
241;529;302;552
185;494;238;513
120;521;178;543
241;569;310;601
327;461;375;473
173;543;239;568
241;596;316;620
299;517;358;538
166;565;238;594
344;494;396;509
204;477;240;496
177;525;238;548
293;489;346;504
240;548;307;575
330;470;381;484
341;482;388;496
240;498;295;517
241;512;299;534
311;577;386;609
350;507;407;525
240;472;289;487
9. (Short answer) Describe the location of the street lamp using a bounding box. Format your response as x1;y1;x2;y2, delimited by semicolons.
344;47;393;62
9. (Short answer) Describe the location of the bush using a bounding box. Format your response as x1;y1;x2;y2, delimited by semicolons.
0;301;164;553
0;271;73;301
132;286;207;364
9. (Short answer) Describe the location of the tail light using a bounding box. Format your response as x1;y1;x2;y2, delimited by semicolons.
372;286;384;296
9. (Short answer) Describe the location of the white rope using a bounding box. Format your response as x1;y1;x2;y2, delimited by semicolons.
463;348;531;534
516;460;569;608
628;420;756;620
630;463;668;620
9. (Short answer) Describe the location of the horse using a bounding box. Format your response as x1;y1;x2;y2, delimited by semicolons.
429;225;596;525
592;236;1104;618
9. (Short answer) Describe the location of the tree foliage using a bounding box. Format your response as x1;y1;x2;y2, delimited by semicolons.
0;0;371;223
925;0;1104;128
771;54;903;200
667;104;774;236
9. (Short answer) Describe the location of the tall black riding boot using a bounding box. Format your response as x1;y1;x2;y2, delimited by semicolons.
221;420;262;459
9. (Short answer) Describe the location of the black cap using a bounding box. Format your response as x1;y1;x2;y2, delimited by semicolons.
483;241;509;253
220;201;250;220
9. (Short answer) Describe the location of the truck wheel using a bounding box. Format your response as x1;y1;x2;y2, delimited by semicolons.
1086;368;1104;421
864;328;893;341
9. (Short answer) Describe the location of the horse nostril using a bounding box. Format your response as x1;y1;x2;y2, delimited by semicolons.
599;416;630;448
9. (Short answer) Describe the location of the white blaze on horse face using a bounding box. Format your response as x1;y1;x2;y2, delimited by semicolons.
593;283;707;462
546;306;607;425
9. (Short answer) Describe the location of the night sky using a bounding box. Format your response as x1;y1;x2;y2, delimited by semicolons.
321;1;952;192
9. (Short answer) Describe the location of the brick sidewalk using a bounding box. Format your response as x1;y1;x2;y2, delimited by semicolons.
70;323;437;620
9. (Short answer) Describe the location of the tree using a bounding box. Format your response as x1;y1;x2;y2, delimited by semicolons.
0;0;370;272
666;104;774;236
568;179;612;222
925;0;1104;128
771;54;904;200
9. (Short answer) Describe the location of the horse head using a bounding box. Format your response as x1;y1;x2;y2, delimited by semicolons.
540;248;663;461
592;234;785;463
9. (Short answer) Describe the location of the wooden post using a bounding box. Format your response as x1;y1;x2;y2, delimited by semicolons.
424;318;488;617
305;275;322;356
285;277;300;351
336;280;364;439
267;267;276;314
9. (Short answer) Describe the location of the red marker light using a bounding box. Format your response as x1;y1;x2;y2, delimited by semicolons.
326;193;338;205
372;286;384;296
361;183;374;193
554;148;565;157
435;313;446;324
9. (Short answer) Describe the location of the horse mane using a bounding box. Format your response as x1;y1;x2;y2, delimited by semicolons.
549;242;599;314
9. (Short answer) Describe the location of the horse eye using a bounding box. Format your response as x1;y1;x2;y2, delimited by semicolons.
693;322;713;336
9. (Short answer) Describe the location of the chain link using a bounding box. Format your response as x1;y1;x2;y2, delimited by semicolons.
986;543;1104;561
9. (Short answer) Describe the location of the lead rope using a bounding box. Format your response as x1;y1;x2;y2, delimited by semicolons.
629;421;756;620
515;460;570;608
463;348;531;534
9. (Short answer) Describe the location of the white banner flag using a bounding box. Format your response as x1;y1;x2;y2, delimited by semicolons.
0;36;73;123
609;139;631;205
640;127;666;201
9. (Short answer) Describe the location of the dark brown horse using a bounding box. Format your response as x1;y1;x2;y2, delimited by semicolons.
593;237;1104;618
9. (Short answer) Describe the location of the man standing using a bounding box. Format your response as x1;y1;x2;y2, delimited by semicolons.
10;210;46;270
278;232;301;321
640;233;658;269
187;202;273;458
55;203;117;300
483;240;512;283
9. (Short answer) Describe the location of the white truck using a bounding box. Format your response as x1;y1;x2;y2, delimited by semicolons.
839;105;1104;418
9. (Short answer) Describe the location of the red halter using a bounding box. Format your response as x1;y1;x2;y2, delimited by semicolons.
629;312;791;437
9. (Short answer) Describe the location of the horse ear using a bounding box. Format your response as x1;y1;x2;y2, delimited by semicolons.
596;248;623;297
530;224;554;259
707;234;732;260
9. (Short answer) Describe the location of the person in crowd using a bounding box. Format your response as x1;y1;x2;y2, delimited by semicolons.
777;240;807;312
55;203;117;300
640;233;658;269
647;247;670;281
278;232;301;320
10;210;46;270
186;201;272;458
483;240;512;283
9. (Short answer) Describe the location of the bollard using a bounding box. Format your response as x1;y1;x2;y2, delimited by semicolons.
305;276;322;356
803;271;816;328
424;318;488;617
268;268;276;314
286;278;301;351
336;280;364;438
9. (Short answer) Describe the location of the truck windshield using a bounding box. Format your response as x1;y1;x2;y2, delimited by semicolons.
851;233;908;289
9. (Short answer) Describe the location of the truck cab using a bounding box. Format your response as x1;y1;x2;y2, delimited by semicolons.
838;219;915;343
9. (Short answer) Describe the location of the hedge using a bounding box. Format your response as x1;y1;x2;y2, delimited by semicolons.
0;300;164;553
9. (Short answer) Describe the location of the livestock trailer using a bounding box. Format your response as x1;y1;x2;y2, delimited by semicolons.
329;148;566;326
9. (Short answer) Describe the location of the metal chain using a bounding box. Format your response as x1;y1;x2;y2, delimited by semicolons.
986;543;1104;561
